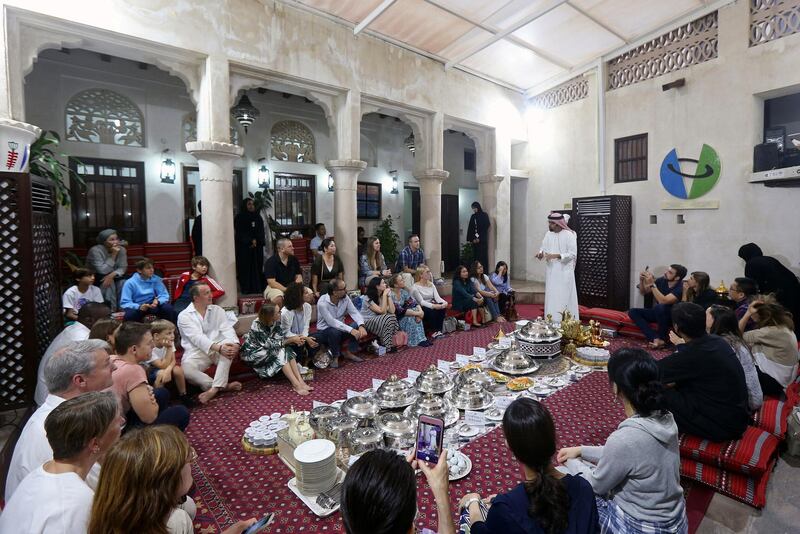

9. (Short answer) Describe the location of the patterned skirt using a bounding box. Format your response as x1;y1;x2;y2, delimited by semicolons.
399;316;427;346
596;497;688;534
364;314;400;348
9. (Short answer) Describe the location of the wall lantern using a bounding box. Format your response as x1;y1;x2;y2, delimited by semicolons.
404;132;416;154
328;173;335;192
160;149;176;184
257;158;271;189
231;92;260;133
390;170;399;194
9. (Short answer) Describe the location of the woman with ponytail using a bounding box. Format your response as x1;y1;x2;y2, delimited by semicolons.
558;348;687;534
460;398;598;533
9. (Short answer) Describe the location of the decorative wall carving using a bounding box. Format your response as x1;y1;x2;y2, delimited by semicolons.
181;113;240;148
750;0;800;46
607;12;718;90
531;76;589;109
64;88;144;146
270;120;317;163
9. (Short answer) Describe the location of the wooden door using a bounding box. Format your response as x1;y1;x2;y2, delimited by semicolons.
440;194;459;272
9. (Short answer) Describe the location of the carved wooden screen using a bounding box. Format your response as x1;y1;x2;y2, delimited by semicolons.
0;173;60;408
573;195;632;311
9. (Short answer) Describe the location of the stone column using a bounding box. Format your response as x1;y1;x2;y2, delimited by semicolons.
477;174;504;269
415;169;449;278
327;159;367;289
187;141;244;307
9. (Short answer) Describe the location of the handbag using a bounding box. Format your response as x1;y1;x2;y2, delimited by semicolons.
442;317;457;334
480;306;491;323
392;330;409;348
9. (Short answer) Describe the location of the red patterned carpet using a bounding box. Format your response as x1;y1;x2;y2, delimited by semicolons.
185;305;707;532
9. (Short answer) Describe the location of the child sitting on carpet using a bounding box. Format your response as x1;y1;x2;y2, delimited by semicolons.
558;348;687;533
62;268;104;320
148;320;192;406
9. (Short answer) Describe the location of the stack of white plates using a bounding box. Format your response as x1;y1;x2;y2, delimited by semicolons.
293;439;337;495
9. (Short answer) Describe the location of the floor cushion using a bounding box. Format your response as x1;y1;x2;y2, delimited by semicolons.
680;456;775;508
582;307;656;337
752;397;792;439
678;426;780;477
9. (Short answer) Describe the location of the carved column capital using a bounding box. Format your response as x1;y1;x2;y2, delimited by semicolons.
413;169;449;182
476;174;505;184
326;159;368;172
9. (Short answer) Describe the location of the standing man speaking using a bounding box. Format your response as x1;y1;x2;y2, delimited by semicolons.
536;212;579;320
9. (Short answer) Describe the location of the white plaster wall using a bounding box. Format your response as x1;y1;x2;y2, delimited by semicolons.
525;2;800;305
443;131;478;246
510;177;529;279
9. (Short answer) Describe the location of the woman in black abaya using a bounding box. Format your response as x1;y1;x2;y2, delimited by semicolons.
467;201;491;269
234;198;266;294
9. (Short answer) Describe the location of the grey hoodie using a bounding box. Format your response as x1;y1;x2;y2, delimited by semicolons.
581;412;686;524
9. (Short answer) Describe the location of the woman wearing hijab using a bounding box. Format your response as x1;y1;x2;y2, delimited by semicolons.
86;229;128;309
234;198;266;294
738;243;800;334
467;201;491;269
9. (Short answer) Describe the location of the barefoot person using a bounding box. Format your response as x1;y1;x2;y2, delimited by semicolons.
177;284;242;403
241;303;312;396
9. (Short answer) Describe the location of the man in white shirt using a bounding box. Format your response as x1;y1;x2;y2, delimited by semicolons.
536;212;579;320
177;283;242;404
5;339;114;501
311;278;367;368
309;223;326;258
35;302;110;405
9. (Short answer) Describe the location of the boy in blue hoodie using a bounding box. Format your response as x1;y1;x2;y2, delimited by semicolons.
120;258;177;322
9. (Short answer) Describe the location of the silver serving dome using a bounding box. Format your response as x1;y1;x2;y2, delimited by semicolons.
309;405;341;432
348;427;385;455
447;381;494;411
454;367;495;390
517;317;562;343
491;348;540;375
374;375;420;409
415;365;454;395
342;396;380;422
322;415;359;441
404;393;460;427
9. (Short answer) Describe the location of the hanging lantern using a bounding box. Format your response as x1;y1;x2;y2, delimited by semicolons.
160;149;176;184
328;173;335;192
390;170;399;194
231;93;260;133
404;132;415;154
257;159;271;189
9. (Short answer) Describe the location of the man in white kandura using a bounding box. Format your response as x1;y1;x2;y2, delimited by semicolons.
536;212;579;320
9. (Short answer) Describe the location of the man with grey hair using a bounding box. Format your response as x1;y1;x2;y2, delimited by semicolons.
35;301;110;405
263;238;303;306
5;339;114;501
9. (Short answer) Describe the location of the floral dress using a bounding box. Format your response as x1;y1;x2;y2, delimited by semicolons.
391;289;427;347
240;320;292;378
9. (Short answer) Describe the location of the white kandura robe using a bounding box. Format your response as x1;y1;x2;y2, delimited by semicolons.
538;229;579;320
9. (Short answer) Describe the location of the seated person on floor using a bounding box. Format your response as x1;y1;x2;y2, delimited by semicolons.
88;318;120;354
310;222;326;258
177;283;242;404
739;242;800;335
412;264;449;337
6;339;114;501
110;322;190;431
729;277;759;332
452;265;485;326
240;303;313;396
628;264;686;349
62;268;104;320
558;348;687;533
89;425;256;534
147;320;191;406
35;302;110;405
311;238;345;299
657;302;750;442
359;236;392;287
459;397;599;534
681;270;717;309
397;234;426;288
341;449;454;534
741;301;799;389
0;391;123;534
264;238;303;306
706;305;765;410
490;261;517;321
470;260;506;323
312;278;367;368
120;258;177;322
172;255;225;314
359;277;400;351
86;228;127;310
280;283;319;367
390;273;432;347
357;226;367;257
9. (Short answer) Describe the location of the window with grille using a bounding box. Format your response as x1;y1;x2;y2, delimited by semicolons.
273;173;316;235
614;134;648;183
357;182;382;220
464;149;476;172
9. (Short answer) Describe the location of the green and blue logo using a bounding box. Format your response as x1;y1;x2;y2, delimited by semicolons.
659;144;721;199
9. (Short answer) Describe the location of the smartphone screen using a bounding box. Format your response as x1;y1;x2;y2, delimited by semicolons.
243;514;274;534
415;416;444;465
